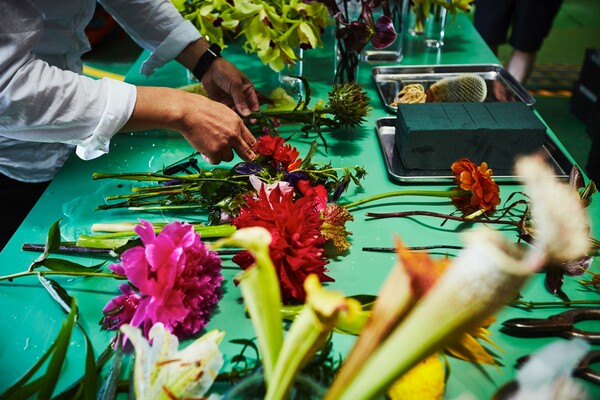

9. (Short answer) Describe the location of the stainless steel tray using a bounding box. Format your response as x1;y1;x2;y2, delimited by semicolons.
375;117;572;184
372;64;535;114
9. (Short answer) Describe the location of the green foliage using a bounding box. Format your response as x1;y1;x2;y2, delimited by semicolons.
173;0;332;71
93;142;366;223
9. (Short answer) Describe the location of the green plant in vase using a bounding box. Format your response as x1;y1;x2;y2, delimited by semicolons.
173;0;332;72
409;0;474;36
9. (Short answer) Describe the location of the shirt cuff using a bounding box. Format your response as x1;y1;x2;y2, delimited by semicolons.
75;79;137;160
140;20;202;77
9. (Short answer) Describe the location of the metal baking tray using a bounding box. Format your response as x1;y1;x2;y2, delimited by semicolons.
372;64;535;114
375;117;572;184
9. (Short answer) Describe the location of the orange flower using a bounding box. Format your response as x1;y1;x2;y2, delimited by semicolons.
451;158;500;214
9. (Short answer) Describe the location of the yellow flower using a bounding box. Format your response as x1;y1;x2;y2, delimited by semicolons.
388;354;446;400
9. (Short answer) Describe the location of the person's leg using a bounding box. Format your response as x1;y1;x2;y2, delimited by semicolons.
0;174;50;251
473;0;514;54
508;0;564;84
505;49;537;84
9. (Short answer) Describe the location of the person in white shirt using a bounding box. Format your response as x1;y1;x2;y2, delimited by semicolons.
0;0;260;249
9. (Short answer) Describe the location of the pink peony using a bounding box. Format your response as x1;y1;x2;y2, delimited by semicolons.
102;220;223;339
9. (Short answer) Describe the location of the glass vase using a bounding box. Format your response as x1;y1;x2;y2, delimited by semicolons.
360;0;409;62
422;4;448;48
224;373;326;399
333;35;360;84
278;48;304;95
406;4;426;37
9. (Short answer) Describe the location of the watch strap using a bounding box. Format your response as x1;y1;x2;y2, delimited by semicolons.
192;43;222;82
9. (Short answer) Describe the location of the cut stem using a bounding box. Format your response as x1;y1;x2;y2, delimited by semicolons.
343;189;466;210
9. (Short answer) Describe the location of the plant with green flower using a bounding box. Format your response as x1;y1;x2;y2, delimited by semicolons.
172;0;332;72
409;0;474;35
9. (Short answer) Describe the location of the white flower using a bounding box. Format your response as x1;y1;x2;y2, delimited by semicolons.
516;155;590;267
248;175;293;199
513;339;591;400
121;323;224;400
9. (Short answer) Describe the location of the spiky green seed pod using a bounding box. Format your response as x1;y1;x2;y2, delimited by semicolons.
328;83;372;128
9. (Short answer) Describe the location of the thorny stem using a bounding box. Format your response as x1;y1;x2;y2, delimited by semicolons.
343;188;467;210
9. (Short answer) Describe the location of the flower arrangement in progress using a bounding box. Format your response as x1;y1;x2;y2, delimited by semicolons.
172;0;332;72
1;152;597;399
90;135;365;302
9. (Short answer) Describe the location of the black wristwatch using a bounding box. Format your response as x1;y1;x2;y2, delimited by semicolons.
192;43;222;82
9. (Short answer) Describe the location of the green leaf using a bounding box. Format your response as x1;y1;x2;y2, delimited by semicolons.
3;377;46;400
46;220;62;255
80;327;98;400
96;335;122;400
38;275;74;315
40;258;105;273
299;140;318;169
38;298;78;399
30;220;63;270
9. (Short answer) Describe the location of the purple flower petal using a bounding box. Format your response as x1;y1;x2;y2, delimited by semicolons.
371;15;397;49
561;255;593;276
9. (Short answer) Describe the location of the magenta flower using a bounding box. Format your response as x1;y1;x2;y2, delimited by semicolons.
101;283;141;330
102;220;223;339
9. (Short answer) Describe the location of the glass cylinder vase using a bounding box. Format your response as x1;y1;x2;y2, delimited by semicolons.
333;35;360;84
278;48;305;95
224;373;326;400
422;4;448;49
360;0;409;62
406;3;426;37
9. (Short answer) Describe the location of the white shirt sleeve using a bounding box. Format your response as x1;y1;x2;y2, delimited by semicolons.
98;0;202;76
0;0;137;160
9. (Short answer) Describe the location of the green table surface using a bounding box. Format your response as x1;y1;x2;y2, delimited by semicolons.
1;14;599;398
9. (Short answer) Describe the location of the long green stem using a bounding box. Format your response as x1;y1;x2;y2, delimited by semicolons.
343;189;467;209
365;210;521;227
512;299;600;308
0;270;125;282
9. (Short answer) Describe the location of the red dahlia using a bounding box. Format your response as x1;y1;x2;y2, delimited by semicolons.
232;186;333;303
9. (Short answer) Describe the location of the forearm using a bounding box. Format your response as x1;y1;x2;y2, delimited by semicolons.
120;86;190;132
175;38;212;73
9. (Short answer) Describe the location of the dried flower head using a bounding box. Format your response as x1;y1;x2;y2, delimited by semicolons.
327;82;372;128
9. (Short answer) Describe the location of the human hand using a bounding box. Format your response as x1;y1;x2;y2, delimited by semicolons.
201;58;260;117
178;91;257;164
122;86;257;164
